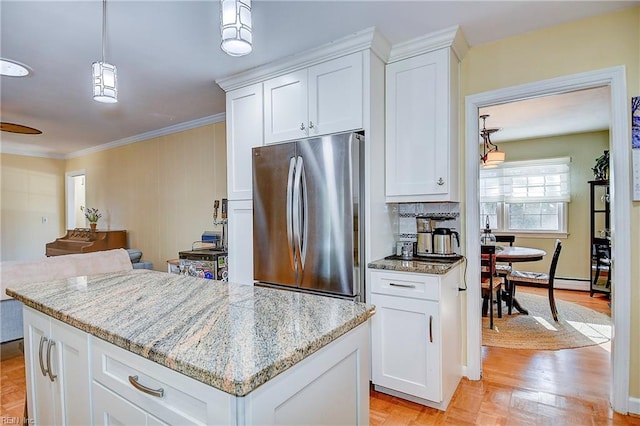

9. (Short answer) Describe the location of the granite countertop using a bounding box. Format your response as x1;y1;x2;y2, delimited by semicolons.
6;271;375;396
368;256;464;274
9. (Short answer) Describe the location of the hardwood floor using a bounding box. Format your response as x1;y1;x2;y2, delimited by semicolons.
2;288;639;425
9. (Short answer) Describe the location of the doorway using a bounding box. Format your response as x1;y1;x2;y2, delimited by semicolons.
464;67;631;413
66;170;86;229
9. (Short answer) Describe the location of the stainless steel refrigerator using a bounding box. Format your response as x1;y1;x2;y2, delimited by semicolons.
252;131;364;300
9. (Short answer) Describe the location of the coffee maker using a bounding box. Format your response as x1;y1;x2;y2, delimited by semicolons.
415;216;433;256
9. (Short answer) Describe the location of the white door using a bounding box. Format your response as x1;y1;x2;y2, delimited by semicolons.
263;70;308;144
308;52;363;137
371;294;441;402
65;170;86;229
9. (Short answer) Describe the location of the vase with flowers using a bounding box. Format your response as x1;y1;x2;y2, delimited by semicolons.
81;206;102;231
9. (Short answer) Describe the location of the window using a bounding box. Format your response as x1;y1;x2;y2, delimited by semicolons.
480;157;571;234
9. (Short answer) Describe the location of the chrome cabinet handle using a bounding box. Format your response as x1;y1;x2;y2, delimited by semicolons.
389;282;416;288
429;315;433;343
46;340;57;382
437;177;445;186
308;121;314;129
129;375;165;398
300;122;306;131
38;336;49;377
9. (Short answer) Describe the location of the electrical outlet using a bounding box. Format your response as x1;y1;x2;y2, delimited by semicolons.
42;216;48;224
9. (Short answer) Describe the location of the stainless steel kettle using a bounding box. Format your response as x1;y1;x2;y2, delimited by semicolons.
432;228;460;255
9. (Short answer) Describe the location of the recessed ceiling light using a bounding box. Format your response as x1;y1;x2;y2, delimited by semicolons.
0;122;42;134
0;58;31;77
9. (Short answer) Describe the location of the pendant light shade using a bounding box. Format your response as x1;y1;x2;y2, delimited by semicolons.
480;114;505;167
220;0;252;57
92;61;117;103
93;0;117;103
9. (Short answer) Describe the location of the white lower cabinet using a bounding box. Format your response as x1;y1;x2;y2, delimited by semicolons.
23;307;91;425
23;306;371;425
370;266;462;410
92;382;167;426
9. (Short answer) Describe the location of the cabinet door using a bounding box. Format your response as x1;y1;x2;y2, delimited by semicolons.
264;70;308;144
93;381;167;426
228;199;254;285
227;83;264;200
371;293;441;402
23;308;57;424
385;49;450;200
308;53;363;137
51;318;91;425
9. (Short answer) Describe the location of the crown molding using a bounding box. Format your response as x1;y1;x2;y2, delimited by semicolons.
65;113;226;159
0;146;66;160
387;25;469;63
216;27;390;92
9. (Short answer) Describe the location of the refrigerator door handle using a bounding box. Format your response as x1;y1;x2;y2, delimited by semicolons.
299;156;308;268
293;156;305;271
286;157;296;271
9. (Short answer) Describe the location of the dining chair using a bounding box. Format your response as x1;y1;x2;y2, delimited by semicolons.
481;245;503;329
507;239;563;322
592;237;611;290
494;235;515;313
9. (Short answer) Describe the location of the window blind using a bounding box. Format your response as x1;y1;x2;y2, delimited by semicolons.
479;157;571;203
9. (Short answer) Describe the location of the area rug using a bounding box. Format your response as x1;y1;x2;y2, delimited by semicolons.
482;292;611;350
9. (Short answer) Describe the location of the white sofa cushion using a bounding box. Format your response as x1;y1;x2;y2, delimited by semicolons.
1;248;133;301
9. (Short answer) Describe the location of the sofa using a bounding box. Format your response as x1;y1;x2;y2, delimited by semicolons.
1;248;136;343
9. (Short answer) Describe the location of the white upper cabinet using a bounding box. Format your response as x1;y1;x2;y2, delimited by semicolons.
226;83;263;200
385;27;467;203
264;52;363;144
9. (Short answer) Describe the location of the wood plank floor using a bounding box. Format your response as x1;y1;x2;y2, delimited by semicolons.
2;288;639;424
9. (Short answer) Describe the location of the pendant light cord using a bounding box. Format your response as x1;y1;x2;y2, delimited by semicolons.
101;0;107;63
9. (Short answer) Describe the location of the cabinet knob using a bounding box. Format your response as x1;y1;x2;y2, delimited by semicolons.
437;177;445;186
308;121;315;129
300;122;306;131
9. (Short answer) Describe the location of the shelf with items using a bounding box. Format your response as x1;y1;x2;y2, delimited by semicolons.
588;180;610;296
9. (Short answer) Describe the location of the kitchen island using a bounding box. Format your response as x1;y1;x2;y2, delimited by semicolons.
6;270;374;425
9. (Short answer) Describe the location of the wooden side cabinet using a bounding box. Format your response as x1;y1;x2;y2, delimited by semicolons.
589;180;611;296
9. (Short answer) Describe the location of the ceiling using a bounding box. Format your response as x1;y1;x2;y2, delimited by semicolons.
1;1;635;158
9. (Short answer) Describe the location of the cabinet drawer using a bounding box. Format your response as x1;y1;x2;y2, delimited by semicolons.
91;337;233;425
370;270;440;300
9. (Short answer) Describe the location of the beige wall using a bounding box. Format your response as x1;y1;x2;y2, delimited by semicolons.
64;122;227;270
461;7;640;400
493;131;609;279
0;154;66;261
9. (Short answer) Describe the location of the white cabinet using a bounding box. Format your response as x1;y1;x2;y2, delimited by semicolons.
226;82;263;201
385;47;460;202
92;382;167;426
370;266;462;410
23;307;91;425
264;52;363;144
227;199;254;285
91;336;233;425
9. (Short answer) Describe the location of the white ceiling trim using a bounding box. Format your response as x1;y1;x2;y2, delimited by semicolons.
64;113;226;160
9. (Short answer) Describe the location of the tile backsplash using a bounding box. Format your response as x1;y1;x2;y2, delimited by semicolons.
391;202;461;244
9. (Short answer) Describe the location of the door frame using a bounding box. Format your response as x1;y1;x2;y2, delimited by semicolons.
65;169;86;230
464;66;631;413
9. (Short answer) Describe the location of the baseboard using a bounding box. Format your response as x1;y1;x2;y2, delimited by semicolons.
629;396;640;416
554;278;589;292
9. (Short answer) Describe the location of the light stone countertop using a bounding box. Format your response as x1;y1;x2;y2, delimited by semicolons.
6;270;375;396
368;257;464;274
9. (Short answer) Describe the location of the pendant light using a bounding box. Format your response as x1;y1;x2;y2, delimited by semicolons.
92;0;117;103
480;114;505;167
220;0;252;57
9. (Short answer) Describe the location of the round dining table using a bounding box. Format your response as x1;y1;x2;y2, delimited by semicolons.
494;246;547;315
495;246;546;263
